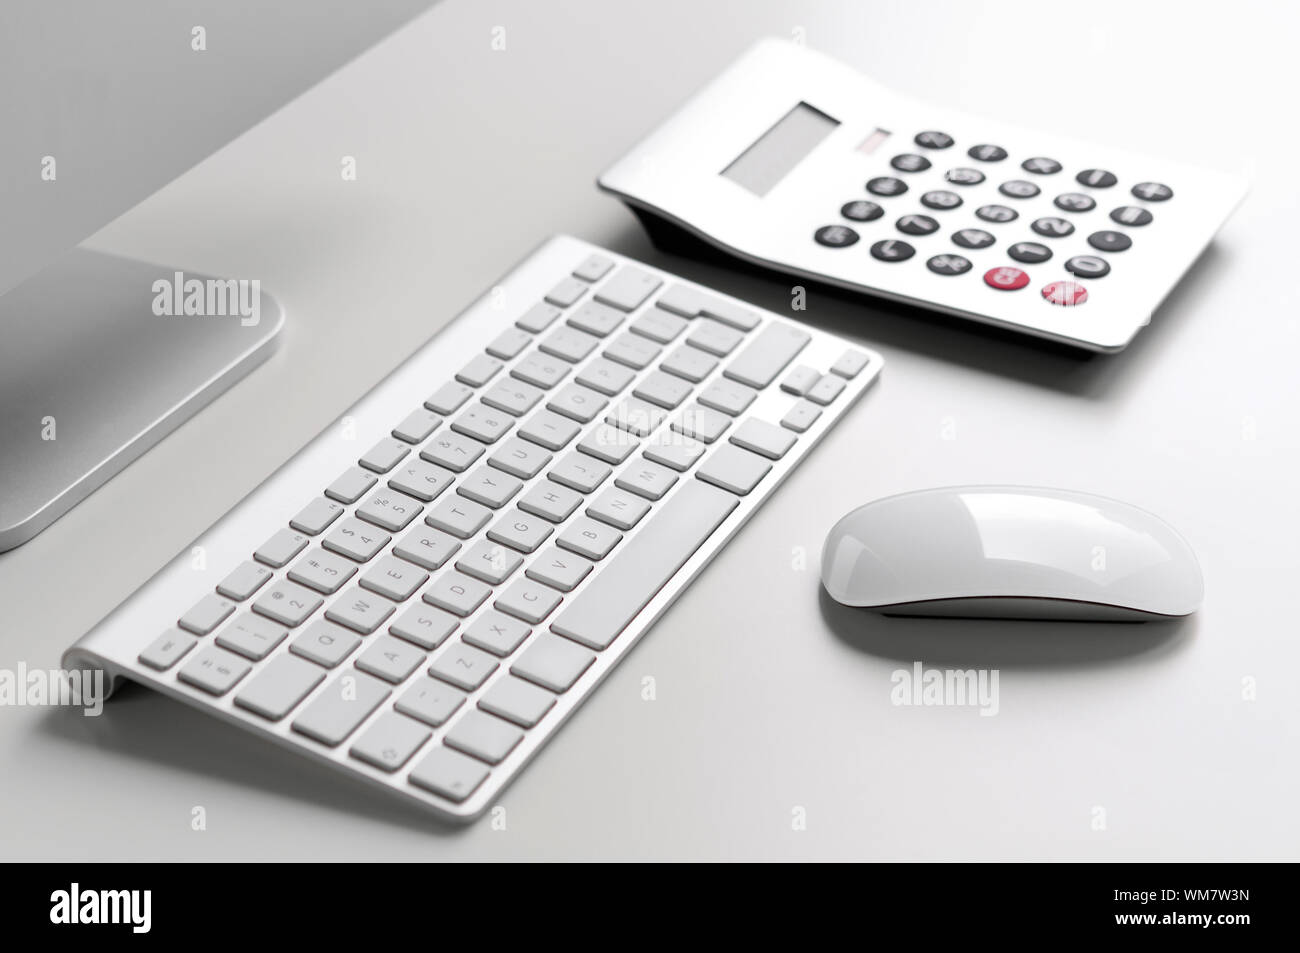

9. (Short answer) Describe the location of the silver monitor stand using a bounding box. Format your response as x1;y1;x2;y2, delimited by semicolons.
0;247;283;551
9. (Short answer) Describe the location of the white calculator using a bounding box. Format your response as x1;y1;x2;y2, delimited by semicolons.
598;39;1248;352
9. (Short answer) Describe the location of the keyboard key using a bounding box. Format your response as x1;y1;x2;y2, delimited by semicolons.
512;351;570;389
356;634;426;684
323;517;391;563
547;383;608;423
445;710;524;765
686;319;743;357
451;403;514;444
540;326;600;363
671;404;731;443
573;253;614;282
781;399;822;433
216;613;288;660
630;309;687;344
806;373;847;405
356;489;424;532
387;458;455;502
456;540;523;585
360;554;428;601
350;711;430;771
518;409;581;451
660;345;718;383
234;654;325;721
495;578;565;623
517;481;583;523
698;379;757;416
567;300;625;337
615;460;679;501
548;452;611;493
396;677;466;727
424;571;491;617
730;418;796;460
392;525;460;570
633;371;692;410
254;528;309;568
575;358;635;396
420;431;485;472
457;465;523;509
511;634;596;693
606;397;667;438
781;365;819;396
425;381;473;415
556;516;621;560
389;604;459;651
481;379;544;417
544;276;588;307
487;510;554;554
485;326;532;360
178;646;252;696
723;323;810;389
697;445;772;495
177;592;237;634
550;480;738;650
830;349;870;379
409;746;489;802
455;353;503;387
642;433;705;471
138;629;197;671
578;423;638;465
516;301;562;333
595;266;663;312
291;620;361;668
359;437;410;474
524;548;593;593
463;610;532;657
480;677;555;728
425;496;492;539
291;671;390;747
655;285;760;330
603;331;661;370
325;466;378;504
488;436;553;479
391;406;442;444
585;488;650;531
290;497;344;535
252;580;322;627
324;587;396;634
430;642;499;691
216;560;273;601
288;548;358;594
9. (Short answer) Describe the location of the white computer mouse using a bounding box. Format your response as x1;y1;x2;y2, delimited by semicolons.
821;486;1203;621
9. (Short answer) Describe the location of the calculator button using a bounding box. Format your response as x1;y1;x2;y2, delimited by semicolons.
890;153;932;173
976;204;1018;223
914;131;954;149
1110;206;1154;226
983;267;1029;291
1076;169;1118;188
927;254;972;276
952;228;996;249
968;144;1007;162
920;190;963;210
870;240;916;262
945;167;985;186
1054;192;1097;212
1041;281;1089;306
1087;230;1133;252
896;214;939;236
1021;157;1062;174
1031;216;1075;238
999;180;1041;199
867;176;908;196
1007;242;1052;264
841;200;884;222
814;225;860;248
1065;255;1110;278
1131;181;1173;201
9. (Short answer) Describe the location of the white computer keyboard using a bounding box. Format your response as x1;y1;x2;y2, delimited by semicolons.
64;235;883;822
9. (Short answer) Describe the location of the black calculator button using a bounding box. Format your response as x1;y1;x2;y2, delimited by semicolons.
945;167;986;186
890;153;932;173
1087;230;1133;252
968;144;1008;162
1054;192;1097;212
1065;255;1110;278
1021;157;1062;174
983;266;1030;291
870;239;916;262
867;176;909;196
1076;169;1118;188
976;204;1018;223
1110;206;1154;226
841;201;884;222
1042;281;1089;306
1031;216;1075;238
896;214;939;236
814;225;860;248
953;228;996;249
927;254;972;276
999;180;1041;199
914;131;954;149
1131;181;1174;201
921;190;963;210
1008;241;1053;264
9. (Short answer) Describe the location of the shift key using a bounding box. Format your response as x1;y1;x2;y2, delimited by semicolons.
722;323;810;389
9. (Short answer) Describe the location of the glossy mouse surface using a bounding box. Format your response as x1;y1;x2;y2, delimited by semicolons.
821;486;1203;621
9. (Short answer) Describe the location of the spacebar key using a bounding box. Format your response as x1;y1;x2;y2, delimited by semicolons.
550;480;739;650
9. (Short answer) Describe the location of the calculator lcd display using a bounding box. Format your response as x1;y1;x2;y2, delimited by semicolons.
721;102;839;196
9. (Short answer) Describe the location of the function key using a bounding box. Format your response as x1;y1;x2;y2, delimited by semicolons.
1065;255;1110;278
1131;181;1174;201
952;228;996;249
814;225;860;248
1042;281;1089;307
1008;241;1052;264
1021;157;1062;174
914;130;955;149
945;167;985;185
896;214;939;236
976;204;1018;223
1110;205;1154;226
983;266;1029;291
1054;192;1097;212
1031;216;1075;237
968;144;1008;162
921;190;963;210
927;254;972;276
1076;169;1117;188
999;179;1041;199
1087;230;1132;252
841;200;884;222
891;153;932;172
867;176;909;196
870;239;916;262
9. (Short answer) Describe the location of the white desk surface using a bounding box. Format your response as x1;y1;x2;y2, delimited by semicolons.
3;0;1297;860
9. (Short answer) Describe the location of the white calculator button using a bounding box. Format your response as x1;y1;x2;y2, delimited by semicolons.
896;214;939;236
1076;169;1118;188
1065;255;1110;279
1087;230;1133;253
841;201;884;222
945;167;986;186
983;267;1030;291
890;153;931;173
953;228;996;250
1021;157;1063;174
999;179;1041;199
1008;242;1052;264
1110;206;1154;226
870;240;916;262
1054;192;1097;212
914;130;954;149
1041;281;1089;307
866;176;908;196
814;225;860;248
1131;181;1174;201
967;143;1008;162
921;190;963;210
976;204;1018;223
1031;217;1076;238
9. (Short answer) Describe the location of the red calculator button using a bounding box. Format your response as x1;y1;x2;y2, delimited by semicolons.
1041;280;1089;306
983;266;1029;291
